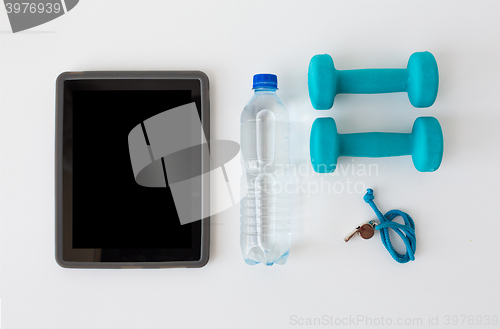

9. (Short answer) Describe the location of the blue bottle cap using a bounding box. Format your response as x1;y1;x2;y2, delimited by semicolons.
253;73;278;89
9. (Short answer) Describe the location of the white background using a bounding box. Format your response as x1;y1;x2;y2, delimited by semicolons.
1;1;500;328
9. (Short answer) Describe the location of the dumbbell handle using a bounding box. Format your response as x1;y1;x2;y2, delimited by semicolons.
339;132;412;158
338;69;407;94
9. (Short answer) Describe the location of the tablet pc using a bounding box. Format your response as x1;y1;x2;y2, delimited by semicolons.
55;71;210;268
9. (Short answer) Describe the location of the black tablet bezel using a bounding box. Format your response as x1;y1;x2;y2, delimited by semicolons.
55;71;210;268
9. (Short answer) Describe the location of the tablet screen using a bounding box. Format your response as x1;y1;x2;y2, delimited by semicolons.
73;89;195;249
58;76;208;265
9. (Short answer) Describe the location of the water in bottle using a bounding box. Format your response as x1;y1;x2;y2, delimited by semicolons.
240;74;291;265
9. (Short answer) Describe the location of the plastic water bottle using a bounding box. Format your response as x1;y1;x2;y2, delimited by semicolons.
240;74;291;265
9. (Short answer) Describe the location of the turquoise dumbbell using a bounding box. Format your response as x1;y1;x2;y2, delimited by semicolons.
310;117;443;173
308;52;439;109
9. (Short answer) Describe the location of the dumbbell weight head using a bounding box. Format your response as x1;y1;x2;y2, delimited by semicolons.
406;52;439;108
411;117;443;172
310;117;340;173
308;54;337;110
